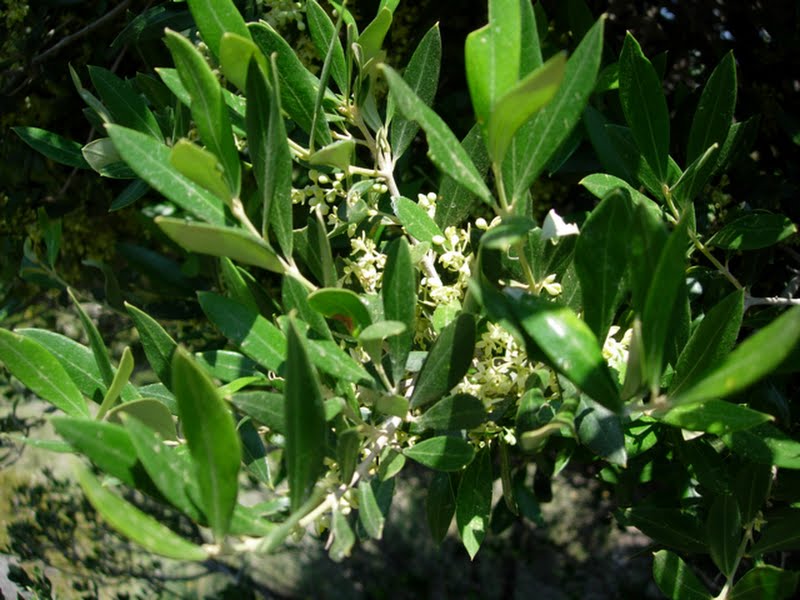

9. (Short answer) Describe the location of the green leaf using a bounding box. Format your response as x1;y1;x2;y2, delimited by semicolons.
624;507;707;553
669;290;744;397
329;510;355;562
480;216;536;251
172;347;240;540
383;237;416;384
164;30;241;198
510;295;621;413
357;7;392;64
733;463;773;525
249;23;332;145
285;318;327;512
82;138;136;178
427;471;457;544
306;0;347;92
87;66;162;140
246;58;293;256
436;125;491;229
186;0;251;60
76;465;207;561
229;391;285;433
381;65;494;207
239;418;270;484
123;414;199;519
198;292;287;372
107;398;176;442
652;550;712;600
403;436;475;471
18;329;137;404
464;0;521;129
715;116;760;175
574;188;633;340
750;510;800;554
125;302;177;391
0;329;88;417
358;480;385;540
13;126;90;169
619;32;670;183
308;139;355;171
507;16;604;202
687;52;736;165
641;218;689;390
707;493;742;577
456;447;492;560
670;143;719;209
575;396;627;466
219;32;265;92
730;566;799;600
51;417;138;485
661;400;772;436
282;277;332;341
106;125;226;225
417;394;487;432
706;212;797;251
519;0;543;74
96;346;135;419
674;306;800;406
194;350;263;382
169;139;231;201
155;217;283;273
410;313;476;409
723;423;800;470
67;288;115;389
306;339;372;384
393;196;443;244
390;23;441;160
486;53;565;164
308;288;372;334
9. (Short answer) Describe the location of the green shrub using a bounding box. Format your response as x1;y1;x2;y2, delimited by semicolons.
3;1;800;598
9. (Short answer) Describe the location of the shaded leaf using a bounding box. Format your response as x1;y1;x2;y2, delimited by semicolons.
427;471;457;544
417;394;487;431
706;212;797;251
652;550;712;600
403;436;475;471
706;494;742;577
730;566;799;600
125;302;177;390
393;196;443;244
13;126;90;169
661;400;772;436
456;448;492;560
575;396;627;466
687;52;736;164
383;237;416;384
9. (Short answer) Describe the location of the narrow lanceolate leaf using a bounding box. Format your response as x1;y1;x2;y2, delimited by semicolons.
706;212;797;251
96;346;134;419
403;436;475;471
156;217;284;274
68;288;115;388
619;32;669;184
750;510;800;555
219;33;266;93
381;65;493;207
306;0;347;92
575;397;627;466
186;0;251;60
661;400;772;436
486;53;565;164
285;318;327;512
674;306;800;406
574;189;633;340
0;329;88;417
249;23;331;145
51;417;138;485
307;288;372;334
358;480;386;540
392;196;443;244
282;277;332;340
464;0;521;128
670;143;719;209
411;313;476;409
107;398;176;441
383;238;416;384
106;125;225;225
76;465;207;561
198;292;287;372
723;424;800;470
733;463;773;526
306;339;372;385
172;347;240;540
18;329;138;404
624;507;707;553
706;494;742;577
510;295;622;413
13;126;90;169
87;66;163;140
669;290;744;397
390;23;441;159
641;218;689;390
687;52;736;165
427;471;457;544
125;302;177;390
436;125;491;229
417;394;487;432
169;139;231;202
123;415;199;519
164;30;240;198
456;448;492;560
246;58;293;256
507;16;604;202
652;550;712;600
730;566;799;600
519;0;543;74
329;510;355;562
357;7;392;63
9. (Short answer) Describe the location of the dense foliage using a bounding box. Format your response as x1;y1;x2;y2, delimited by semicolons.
2;0;800;598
